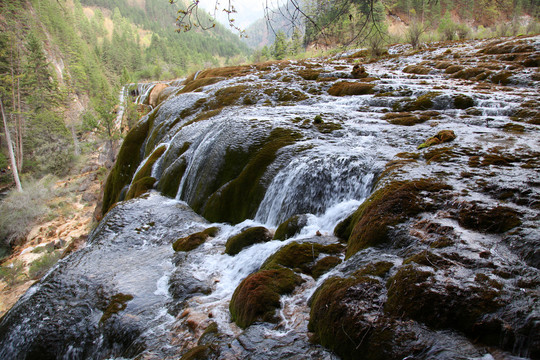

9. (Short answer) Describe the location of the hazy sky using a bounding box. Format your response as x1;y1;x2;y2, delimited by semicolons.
196;0;279;29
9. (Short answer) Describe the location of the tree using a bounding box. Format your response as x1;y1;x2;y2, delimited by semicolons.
0;98;22;192
272;31;289;60
172;0;388;47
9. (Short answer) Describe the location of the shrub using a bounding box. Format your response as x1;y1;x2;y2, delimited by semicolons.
405;20;425;49
438;12;457;41
0;260;27;287
28;251;61;279
0;176;60;248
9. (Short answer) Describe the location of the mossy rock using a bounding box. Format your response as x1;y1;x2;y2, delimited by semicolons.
454;94;475;109
315;121;342;133
311;256;342;279
125;177;156;201
328;81;375;96
102;117;151;214
100;293;134;323
418;130;456;149
403;65;431;74
225;226;272;255
353;261;394;278
180;77;226;94
444;65;464;74
309;275;406;360
202;128;302;224
385;265;503;333
393;92;440;112
131;144;167;185
298;69;321;80
383;112;431;126
273;214;308;240
336;179;451;258
179;345;212;360
261;241;344;276
229;268;303;328
451;67;488;80
403;250;452;268
173;231;211;252
157;157;187;198
457;203;522;233
490;71;513;85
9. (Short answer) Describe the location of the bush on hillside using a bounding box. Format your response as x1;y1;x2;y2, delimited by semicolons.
0;176;59;248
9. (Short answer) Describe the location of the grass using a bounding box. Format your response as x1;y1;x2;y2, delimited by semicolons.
0;176;63;248
28;251;61;280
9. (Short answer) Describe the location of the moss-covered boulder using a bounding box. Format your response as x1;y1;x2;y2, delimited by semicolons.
311;256;342;279
261;241;344;276
102;117;151;214
273;214;308;240
328;81;375;96
229;268;303;328
173;227;218;252
454;94;475;109
308;275;413;360
457;203;522;233
385;265;504;333
225;226;272;255
417;130;456;149
335;179;451;258
393;92;440;112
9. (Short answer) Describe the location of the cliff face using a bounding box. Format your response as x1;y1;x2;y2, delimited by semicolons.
1;36;539;359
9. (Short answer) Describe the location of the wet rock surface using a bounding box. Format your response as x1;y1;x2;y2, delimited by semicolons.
1;36;539;359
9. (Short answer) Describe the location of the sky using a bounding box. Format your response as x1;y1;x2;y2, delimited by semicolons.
195;0;277;29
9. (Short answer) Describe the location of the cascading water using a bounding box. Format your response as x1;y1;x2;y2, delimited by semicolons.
1;36;539;360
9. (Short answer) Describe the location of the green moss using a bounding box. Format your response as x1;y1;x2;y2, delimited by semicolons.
403;65;431;74
403;250;451;268
273;214;308;240
311;256;342;279
261;241;344;276
444;65;463;74
454;94;475;109
157;143;191;198
353;261;394;278
451;67;488;80
203;128;302;224
393;92;440;112
202;226;220;237
179;77;225;94
229;268;303;328
490;71;513;85
308;275;387;360
298;69;321;80
132;144;167;185
457;203;522;233
225;226;272;255
339;179;451;259
313;115;323;124
102;117;151;214
328;81;375;96
383;112;431;126
385;265;503;332
423;146;456;163
173;231;209;252
179;345;211;360
125;177;156;201
100;293;134;323
418;130;456;149
430;236;454;248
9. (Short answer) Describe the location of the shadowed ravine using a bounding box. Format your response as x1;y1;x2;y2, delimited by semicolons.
0;36;539;360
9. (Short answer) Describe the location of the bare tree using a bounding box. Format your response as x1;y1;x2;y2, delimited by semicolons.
170;0;387;48
1;97;23;192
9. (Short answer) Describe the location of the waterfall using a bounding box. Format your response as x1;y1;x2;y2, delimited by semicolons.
255;150;376;226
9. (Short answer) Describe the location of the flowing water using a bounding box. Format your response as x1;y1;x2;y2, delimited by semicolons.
1;36;539;359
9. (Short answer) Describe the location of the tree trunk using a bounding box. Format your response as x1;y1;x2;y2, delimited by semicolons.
1;98;23;192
